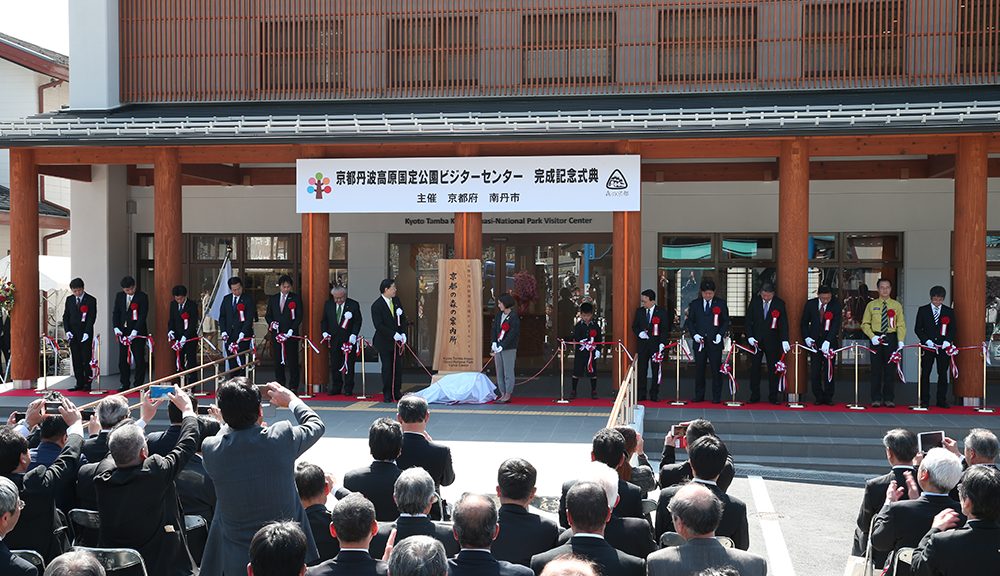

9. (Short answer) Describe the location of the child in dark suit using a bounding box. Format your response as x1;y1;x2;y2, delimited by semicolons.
571;302;603;399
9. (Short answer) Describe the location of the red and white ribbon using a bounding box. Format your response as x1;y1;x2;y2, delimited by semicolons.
181;312;189;331
712;306;721;327
770;309;780;330
275;333;289;364
887;309;896;329
237;303;246;322
131;303;139;321
775;354;787;392
823;311;833;332
720;347;737;396
341;311;353;330
287;301;296;321
79;305;89;323
651;316;660;337
171;339;185;371
396;307;403;327
889;349;906;382
498;322;510;342
41;334;60;356
89;335;100;382
940;316;950;337
340;343;353;374
651;350;664;385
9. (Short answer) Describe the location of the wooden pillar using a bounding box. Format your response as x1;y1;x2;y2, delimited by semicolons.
302;212;330;393
953;135;988;399
10;149;39;387
154;148;183;379
454;213;483;259
613;211;641;387
778;138;810;398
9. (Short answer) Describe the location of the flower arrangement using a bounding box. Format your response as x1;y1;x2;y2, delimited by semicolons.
512;271;537;314
0;278;14;313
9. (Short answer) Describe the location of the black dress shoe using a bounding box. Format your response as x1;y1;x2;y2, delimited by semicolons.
649;394;659;403
936;401;950;409
569;390;578;400
591;390;599;400
748;396;760;404
693;397;705;403
711;399;722;404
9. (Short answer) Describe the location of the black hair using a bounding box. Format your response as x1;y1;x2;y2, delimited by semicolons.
379;278;396;294
369;417;403;461
591;428;626;468
498;293;515;310
565;481;608;533
331;493;377;543
0;426;28;475
700;279;716;292
294;462;327;501
120;276;136;289
216;377;261;430
167;394;198;424
579;302;594;314
40;416;69;441
249;521;307;576
760;282;775;293
641;289;656;301
227;276;243;288
172;285;188;297
69;278;84;289
883;429;918;463
929;285;946;299
685;419;717;445
817;286;833;295
688;436;729;480
277;275;293;287
877;278;892;288
497;458;537;501
397;395;429;424
959;465;1000;522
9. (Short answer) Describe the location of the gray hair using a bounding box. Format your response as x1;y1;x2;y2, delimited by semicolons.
920;448;964;493
667;483;724;536
576;461;619;510
539;556;599;576
388;535;447;576
108;423;147;468
394;467;436;515
0;476;18;516
97;395;130;429
44;550;106;576
965;428;999;462
332;286;348;296
453;493;497;549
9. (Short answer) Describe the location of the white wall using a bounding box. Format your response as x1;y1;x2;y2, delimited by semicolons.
68;0;118;110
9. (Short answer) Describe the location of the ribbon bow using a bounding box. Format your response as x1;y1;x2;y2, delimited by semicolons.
889;349;906;382
340;343;353;374
720;348;737;396
651;350;664;385
89;335;100;382
775;354;787;392
943;344;960;379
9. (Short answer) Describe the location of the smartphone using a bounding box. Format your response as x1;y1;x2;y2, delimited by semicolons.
255;384;271;403
196;405;213;416
80;409;95;421
671;423;689;449
149;385;174;399
11;411;25;421
918;430;945;453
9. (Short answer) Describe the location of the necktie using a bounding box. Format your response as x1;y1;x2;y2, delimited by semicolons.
337;304;343;323
648;308;653;324
280;294;286;312
126;295;132;308
763;300;769;317
76;297;81;307
389;299;395;316
881;302;889;332
233;296;238;311
820;303;825;318
933;306;940;324
704;300;709;313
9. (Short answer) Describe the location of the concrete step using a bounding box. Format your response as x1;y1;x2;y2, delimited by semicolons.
645;431;888;460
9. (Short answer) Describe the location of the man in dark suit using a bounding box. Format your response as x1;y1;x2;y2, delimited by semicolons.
871;448;965;576
94;387;200;576
249;521;309;576
853;428;920;566
654;436;749;550
83;394;150;463
555;462;657;560
647;483;767;576
659;418;735;492
27;416;80;515
684;279;730;403
396;396;455;520
307;493;387;576
218;276;256;376
321;286;363;396
0;476;39;576
167;284;201;373
266;274;305;393
801;285;842;405
1;399;84;563
63;277;97;391
558;428;643;528
631;289;671;402
112;275;149;392
492;458;559;567
744;283;790;404
914;285;956;409
368;468;460;560
530;482;643;576
449;494;533;576
371;279;408;403
344;418;404;522
297;462;341;564
912;465;1000;576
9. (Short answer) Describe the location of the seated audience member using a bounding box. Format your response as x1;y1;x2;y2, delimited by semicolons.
307;493;386;576
537;556;598;576
370;468;460;559
345;418;404;522
176;417;218;528
1;398;83;562
249;521;309;576
655;436;749;550
659;419;734;491
559;428;642;527
387;535;448;576
448;493;532;576
871;448;964;576
297;462;341;564
28;416;79;514
492;458;560;567
395;396;455;520
0;476;36;576
556;461;657;559
85;395;147;462
94;387;200;576
613;426;656;494
43;550;106;576
853;428;919;566
912;465;1000;575
647;483;767;576
531;482;644;576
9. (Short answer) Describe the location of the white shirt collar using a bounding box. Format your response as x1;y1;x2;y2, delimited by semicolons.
398;513;427;518
693;478;718;486
339;547;371;552
461;548;493;553
572;533;605;539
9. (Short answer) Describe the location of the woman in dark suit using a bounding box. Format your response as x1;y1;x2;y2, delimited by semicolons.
491;293;520;403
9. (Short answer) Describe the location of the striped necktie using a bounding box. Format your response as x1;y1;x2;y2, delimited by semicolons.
933;306;940;324
881;303;889;332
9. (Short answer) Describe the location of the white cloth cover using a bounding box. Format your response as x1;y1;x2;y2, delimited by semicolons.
416;372;497;404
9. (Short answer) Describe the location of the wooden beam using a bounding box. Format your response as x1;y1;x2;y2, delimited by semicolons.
925;155;955;179
808;135;961;156
33;146;156;165
37;164;92;181
0;40;69;81
181;164;242;186
640;139;785;159
778;139;810;400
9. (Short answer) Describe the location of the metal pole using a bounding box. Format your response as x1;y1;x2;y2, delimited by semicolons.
978;345;994;413
557;340;569;404
911;346;927;411
848;343;865;410
90;335;106;395
725;344;742;407
671;338;686;406
195;338;208;396
788;344;805;408
301;338;312;399
39;336;47;394
357;339;368;400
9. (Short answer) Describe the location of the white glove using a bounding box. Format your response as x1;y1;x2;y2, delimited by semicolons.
693;334;704;344
221;332;229;341
871;336;882;346
322;332;330;340
713;334;722;345
81;333;89;343
66;331;73;341
638;330;649;340
804;337;816;348
269;321;279;331
400;333;407;345
659;343;665;352
942;340;951;349
747;337;758;347
495;345;502;353
167;330;175;341
490;342;499;354
114;328;122;337
897;341;905;351
349;334;357;345
179;336;187;346
237;332;244;341
393;333;403;342
594;350;601;359
129;330;138;339
285;329;293;338
821;340;830;353
925;339;935;349
782;341;791;353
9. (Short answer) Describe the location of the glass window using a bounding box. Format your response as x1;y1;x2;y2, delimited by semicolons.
330;235;347;262
137;235;154;261
194;235;237;261
659;267;714;330
661;236;713;261
809;235;836;260
845;233;900;261
987;236;1000;262
722;236;773;260
247;236;291;261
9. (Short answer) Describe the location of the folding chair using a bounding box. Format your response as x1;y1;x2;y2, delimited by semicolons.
72;547;148;576
68;508;101;547
10;549;45;572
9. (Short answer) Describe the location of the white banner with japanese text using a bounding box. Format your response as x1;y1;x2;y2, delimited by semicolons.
297;155;640;213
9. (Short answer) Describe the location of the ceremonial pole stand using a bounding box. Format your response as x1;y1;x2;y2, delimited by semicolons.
977;347;994;413
194;338;209;396
556;340;569;404
300;338;314;399
38;335;50;394
671;338;686;406
148;344;154;391
787;344;805;409
90;335;107;395
356;339;368;400
910;346;928;411
847;343;866;410
724;344;743;408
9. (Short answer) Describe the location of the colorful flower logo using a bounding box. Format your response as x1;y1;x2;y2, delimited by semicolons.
307;172;332;200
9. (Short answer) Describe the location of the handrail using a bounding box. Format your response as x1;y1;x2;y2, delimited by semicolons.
127;359;254;410
77;348;257;411
607;361;637;428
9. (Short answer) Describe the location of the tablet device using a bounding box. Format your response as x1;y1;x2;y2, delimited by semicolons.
918;430;945;453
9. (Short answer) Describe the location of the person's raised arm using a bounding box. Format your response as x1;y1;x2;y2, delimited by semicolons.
266;382;324;456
